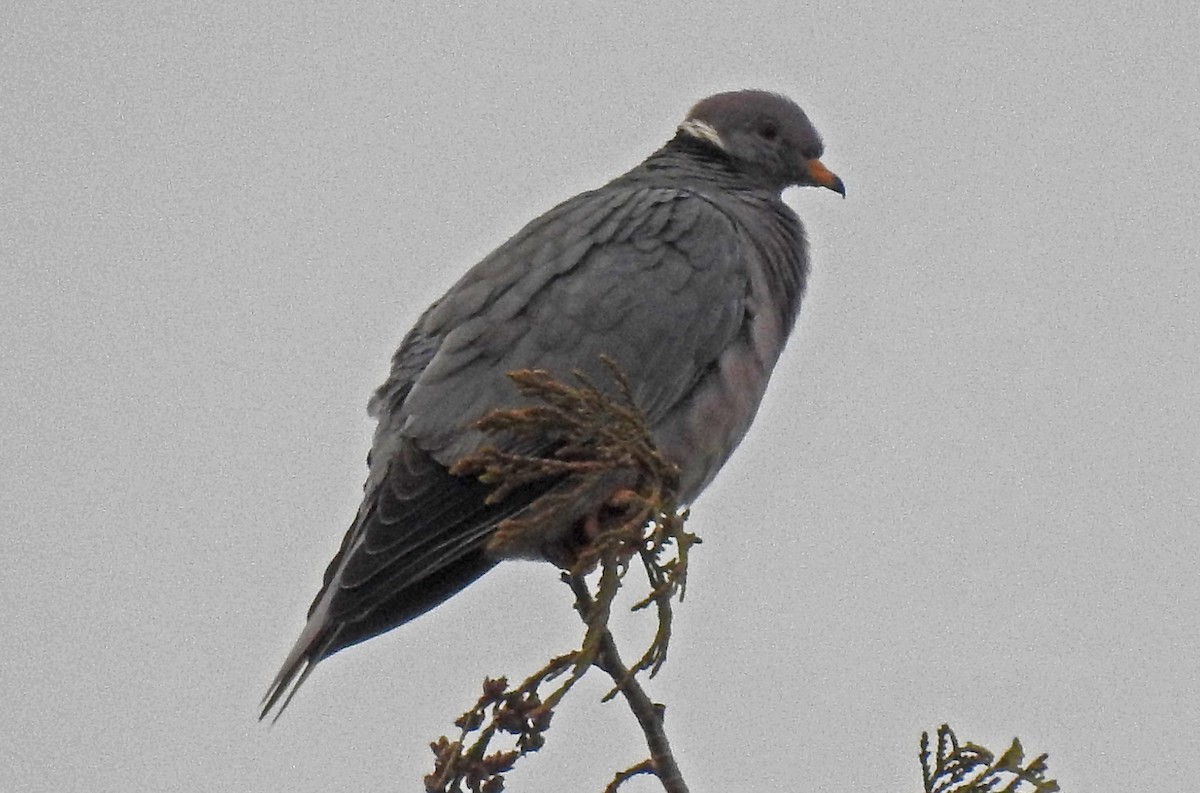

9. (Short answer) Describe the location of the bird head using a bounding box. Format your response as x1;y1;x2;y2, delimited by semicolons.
679;90;845;197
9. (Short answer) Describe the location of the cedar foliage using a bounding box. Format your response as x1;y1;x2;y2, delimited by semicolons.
424;362;1060;793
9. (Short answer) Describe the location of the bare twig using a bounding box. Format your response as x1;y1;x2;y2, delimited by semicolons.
604;760;655;792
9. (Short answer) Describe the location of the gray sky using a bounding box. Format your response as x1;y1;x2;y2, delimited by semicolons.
4;2;1198;791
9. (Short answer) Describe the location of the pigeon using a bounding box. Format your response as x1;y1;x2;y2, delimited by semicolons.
262;90;844;719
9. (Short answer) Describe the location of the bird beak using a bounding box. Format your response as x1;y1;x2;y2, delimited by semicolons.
807;158;846;197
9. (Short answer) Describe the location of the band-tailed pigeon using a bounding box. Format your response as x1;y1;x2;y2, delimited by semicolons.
262;90;843;718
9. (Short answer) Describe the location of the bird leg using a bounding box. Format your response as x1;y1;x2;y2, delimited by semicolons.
543;487;646;573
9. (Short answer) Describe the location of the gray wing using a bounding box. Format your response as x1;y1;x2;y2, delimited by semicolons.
262;185;750;718
398;186;749;464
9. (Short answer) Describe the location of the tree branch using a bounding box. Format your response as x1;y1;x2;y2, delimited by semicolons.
566;573;688;793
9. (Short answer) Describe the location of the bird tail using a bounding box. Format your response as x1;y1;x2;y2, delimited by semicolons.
259;602;341;722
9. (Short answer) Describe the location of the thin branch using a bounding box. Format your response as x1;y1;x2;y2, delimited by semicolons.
566;573;688;793
604;760;655;793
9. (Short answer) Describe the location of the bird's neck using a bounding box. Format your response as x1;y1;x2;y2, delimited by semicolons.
629;134;775;195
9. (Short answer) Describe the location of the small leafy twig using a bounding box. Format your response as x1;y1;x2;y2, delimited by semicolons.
920;724;1060;793
425;662;568;793
427;360;697;792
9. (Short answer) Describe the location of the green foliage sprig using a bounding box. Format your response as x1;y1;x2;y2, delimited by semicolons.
920;724;1060;793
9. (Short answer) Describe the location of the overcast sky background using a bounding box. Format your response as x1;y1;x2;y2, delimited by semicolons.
4;2;1198;791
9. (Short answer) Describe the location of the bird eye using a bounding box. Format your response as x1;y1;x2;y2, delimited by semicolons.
758;122;779;141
